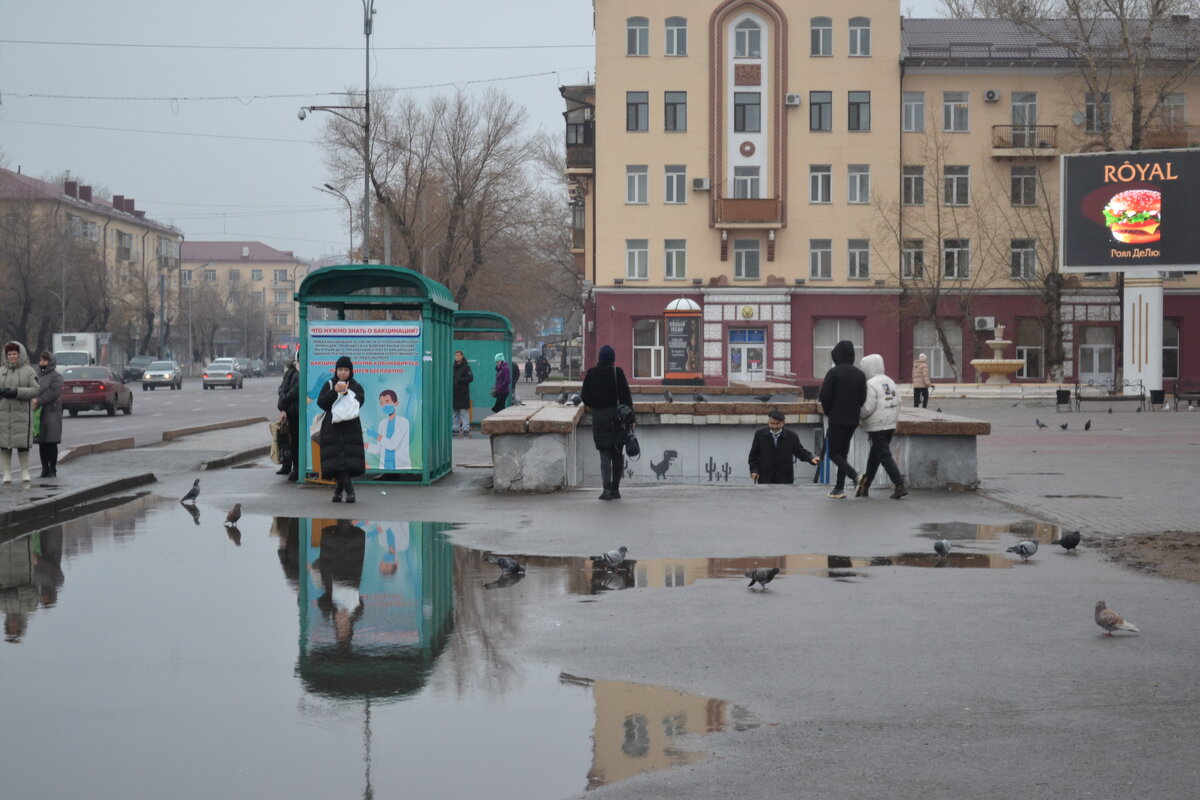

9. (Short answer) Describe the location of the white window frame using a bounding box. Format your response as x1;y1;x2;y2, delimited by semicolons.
734;240;761;280
627;17;649;56
633;319;664;378
1011;165;1038;206
902;239;925;279
848;239;870;279
665;17;688;56
943;91;969;132
903;165;925;206
810;165;831;204
1163;319;1179;380
943;239;970;279
813;318;863;378
810;17;832;56
734;166;761;199
274;313;290;328
735;18;761;58
734;92;761;133
914;320;961;380
626;239;649;279
903;91;925;132
1015;319;1044;379
849;17;871;56
664;239;687;280
847;164;870;204
1085;92;1112;134
626;165;648;204
665;165;687;204
943;165;970;206
809;239;832;279
1011;239;1037;280
1162;92;1186;126
274;269;289;282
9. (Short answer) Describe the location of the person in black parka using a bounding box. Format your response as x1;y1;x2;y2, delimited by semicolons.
748;409;819;485
33;352;63;478
580;344;633;500
276;358;301;480
452;350;474;438
317;355;366;503
817;339;867;499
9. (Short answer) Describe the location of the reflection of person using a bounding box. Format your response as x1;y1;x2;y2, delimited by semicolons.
857;354;907;499
912;353;931;408
0;341;40;484
316;356;366;503
452;350;474;438
749;409;819;484
581;344;633;501
818;340;866;500
367;389;411;469
33;352;63;478
491;354;510;412
313;520;366;651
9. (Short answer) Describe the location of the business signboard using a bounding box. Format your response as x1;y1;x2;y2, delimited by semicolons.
1060;149;1200;273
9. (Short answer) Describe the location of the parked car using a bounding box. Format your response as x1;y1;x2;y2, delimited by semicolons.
202;359;244;390
142;360;183;390
61;366;134;417
249;358;265;377
122;355;156;382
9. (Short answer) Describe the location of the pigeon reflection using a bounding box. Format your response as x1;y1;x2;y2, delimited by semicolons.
225;526;242;546
182;503;201;526
484;572;525;591
591;570;634;593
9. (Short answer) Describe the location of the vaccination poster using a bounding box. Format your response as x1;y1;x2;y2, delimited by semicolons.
306;321;423;473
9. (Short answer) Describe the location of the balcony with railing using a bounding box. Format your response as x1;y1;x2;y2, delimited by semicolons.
1143;124;1200;149
714;196;783;226
991;125;1058;156
566;144;595;170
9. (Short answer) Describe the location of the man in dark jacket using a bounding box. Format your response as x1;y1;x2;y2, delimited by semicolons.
580;344;633;500
817;340;867;499
749;409;819;484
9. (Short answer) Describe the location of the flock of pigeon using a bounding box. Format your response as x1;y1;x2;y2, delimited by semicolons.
177;479;243;544
1035;418;1093;431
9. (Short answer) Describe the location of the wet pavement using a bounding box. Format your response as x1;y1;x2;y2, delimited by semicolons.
2;391;1200;799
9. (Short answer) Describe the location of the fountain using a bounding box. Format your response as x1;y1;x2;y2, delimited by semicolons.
969;324;1025;384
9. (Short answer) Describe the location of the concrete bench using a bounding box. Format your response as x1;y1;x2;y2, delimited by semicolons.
482;402;583;492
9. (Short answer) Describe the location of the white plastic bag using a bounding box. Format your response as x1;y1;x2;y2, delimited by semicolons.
332;391;361;423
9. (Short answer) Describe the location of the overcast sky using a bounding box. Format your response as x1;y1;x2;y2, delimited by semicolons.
1;0;943;262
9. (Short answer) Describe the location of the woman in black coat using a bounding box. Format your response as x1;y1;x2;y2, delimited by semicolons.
276;359;300;480
34;352;63;478
452;350;474;438
316;355;366;503
580;344;633;500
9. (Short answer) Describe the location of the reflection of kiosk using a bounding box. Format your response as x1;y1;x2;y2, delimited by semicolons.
296;265;457;485
664;298;703;385
453;311;514;425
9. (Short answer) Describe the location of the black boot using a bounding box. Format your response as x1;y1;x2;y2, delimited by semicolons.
610;451;623;498
345;484;356;503
332;477;344;503
599;451;614;500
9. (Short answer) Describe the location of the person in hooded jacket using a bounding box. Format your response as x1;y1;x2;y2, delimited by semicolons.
856;354;907;499
33;352;63;478
452;350;474;438
0;342;40;484
491;354;511;412
316;355;366;503
580;344;633;500
276;359;301;480
911;353;931;408
817;340;867;499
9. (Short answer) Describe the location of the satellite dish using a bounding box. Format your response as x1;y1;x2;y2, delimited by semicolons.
1072;110;1085;126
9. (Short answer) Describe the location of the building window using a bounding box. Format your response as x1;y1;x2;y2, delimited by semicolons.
848;239;870;279
664;165;687;204
274;313;290;328
1163;319;1179;380
627;17;648;56
902;165;925;206
810;91;832;131
734;240;761;279
811;16;832;56
274;269;289;281
251;269;263;281
116;231;133;262
810;239;832;279
943;239;970;279
848;91;871;131
943;165;970;206
943;91;969;132
626;91;649;131
180;269;192;285
813;318;863;378
665;91;687;131
1161;92;1186;126
903;91;925;132
734;166;761;199
1085;92;1112;134
847;165;870;204
204;269;217;283
633;319;664;378
849;17;871;56
1011;239;1037;279
734;92;761;132
1015;318;1044;379
626;165;648;204
229;269;241;282
914;320;961;379
810;165;831;203
274;290;289;304
665;16;688;56
735;18;761;58
1011;165;1038;206
626;239;649;279
665;239;687;279
902;239;925;279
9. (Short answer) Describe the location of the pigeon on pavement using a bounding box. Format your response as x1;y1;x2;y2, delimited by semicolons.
934;539;952;557
180;479;200;505
1095;600;1140;636
664;389;674;402
1006;540;1038;561
1108;408;1113;414
693;393;707;403
1060;422;1069;430
591;546;629;569
936;408;942;413
485;555;525;574
1084;420;1092;431
1051;530;1082;552
1035;419;1048;428
567;393;583;406
746;567;780;589
754;394;772;402
556;392;568;405
1136;406;1143;412
225;503;242;526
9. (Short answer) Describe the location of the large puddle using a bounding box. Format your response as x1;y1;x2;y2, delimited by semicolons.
0;498;747;798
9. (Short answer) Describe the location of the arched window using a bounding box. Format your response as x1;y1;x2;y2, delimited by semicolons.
810;17;832;56
735;18;761;58
849;17;871;57
627;17;649;56
665;16;687;56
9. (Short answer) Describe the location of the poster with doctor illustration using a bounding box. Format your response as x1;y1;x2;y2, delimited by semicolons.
306;321;423;473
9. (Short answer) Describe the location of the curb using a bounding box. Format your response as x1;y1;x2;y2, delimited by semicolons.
161;416;268;441
201;445;272;471
0;472;158;535
59;436;137;464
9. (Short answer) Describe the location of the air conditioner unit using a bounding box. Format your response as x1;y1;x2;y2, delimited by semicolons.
974;316;997;331
983;89;1000;103
785;93;803;106
692;178;711;191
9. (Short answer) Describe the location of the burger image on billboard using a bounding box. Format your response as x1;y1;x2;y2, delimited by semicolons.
1102;189;1161;244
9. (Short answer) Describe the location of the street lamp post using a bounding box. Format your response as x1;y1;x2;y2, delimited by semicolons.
318;184;355;259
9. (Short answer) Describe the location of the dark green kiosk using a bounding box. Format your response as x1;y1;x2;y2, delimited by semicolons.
452;310;514;426
295;264;457;485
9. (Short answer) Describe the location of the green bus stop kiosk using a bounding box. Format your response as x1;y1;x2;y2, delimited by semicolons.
296;264;457;485
452;310;514;426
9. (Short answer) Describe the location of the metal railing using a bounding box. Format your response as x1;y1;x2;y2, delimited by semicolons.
566;145;595;169
992;124;1058;149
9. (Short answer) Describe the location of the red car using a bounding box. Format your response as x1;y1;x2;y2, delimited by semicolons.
61;366;134;417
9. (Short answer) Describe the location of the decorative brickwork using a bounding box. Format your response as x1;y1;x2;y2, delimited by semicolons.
734;64;761;85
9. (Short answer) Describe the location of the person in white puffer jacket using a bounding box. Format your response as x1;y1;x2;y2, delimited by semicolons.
855;354;907;499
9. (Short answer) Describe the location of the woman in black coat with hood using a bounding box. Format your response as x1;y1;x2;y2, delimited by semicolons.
817;339;867;499
580;344;633;500
316;355;366;503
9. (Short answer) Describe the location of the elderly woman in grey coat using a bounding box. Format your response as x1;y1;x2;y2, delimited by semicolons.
1;341;41;484
34;351;64;478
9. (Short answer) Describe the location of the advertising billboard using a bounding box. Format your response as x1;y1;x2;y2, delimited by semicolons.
1060;149;1200;273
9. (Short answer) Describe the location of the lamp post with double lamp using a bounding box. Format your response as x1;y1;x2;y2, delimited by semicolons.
299;0;375;264
317;184;355;260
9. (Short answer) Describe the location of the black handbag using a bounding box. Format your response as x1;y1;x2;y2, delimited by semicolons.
624;430;640;458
